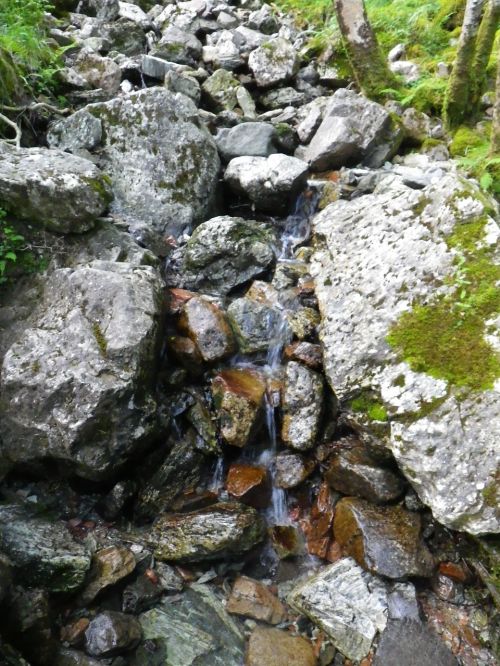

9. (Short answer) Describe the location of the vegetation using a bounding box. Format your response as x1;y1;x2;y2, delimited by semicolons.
0;209;26;283
350;392;389;421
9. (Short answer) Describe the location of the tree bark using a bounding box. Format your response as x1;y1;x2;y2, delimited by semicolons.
471;0;500;108
490;51;500;156
444;0;487;128
334;0;395;100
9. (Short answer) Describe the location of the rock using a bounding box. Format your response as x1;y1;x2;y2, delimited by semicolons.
50;87;220;240
167;335;203;373
325;440;405;504
148;502;266;562
288;558;388;662
0;555;12;604
373;619;458;666
0;260;164;480
165;69;201;104
166;216;275;295
226;464;271;508
286;306;320;340
224;154;308;213
73;50;122;94
107;18;147;55
216;122;278;162
281;361;324;451
303;89;403;171
299;482;336;559
139;583;245;665
284;341;323;370
259;86;305;109
248;37;299;87
202;30;244;70
84;611;141;657
0;505;91;593
179;296;235;362
79;546;136;604
155;562;184;592
151;26;202;66
275;453;315;489
47;110;103;152
236;85;257;117
79;0;120;20
390;60;420;83
8;587;54;665
61;618;91;647
388;43;406;62
202;68;240;111
227;576;286;624
122;573;163;613
0;143;111;233
227;296;289;354
296;97;329;144
212;368;266;447
56;647;104;666
118;1;150;27
311;173;500;534
247;4;279;35
98;479;137;521
401;107;432;144
246;627;316;666
269;525;304;559
334;498;435;579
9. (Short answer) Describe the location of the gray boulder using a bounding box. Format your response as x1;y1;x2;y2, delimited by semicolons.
201;69;240;111
0;143;111;233
47;110;103;152
311;171;500;534
202;30;244;70
85;611;142;657
373;619;458;666
216;122;278;162
78;0;120;20
73;50;122;94
303;89;403;171
224;153;308;212
151;26;202;66
248;37;299;87
227;296;289;353
281;361;324;451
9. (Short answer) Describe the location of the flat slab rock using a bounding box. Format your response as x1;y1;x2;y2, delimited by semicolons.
373;619;458;666
311;171;500;534
246;627;316;666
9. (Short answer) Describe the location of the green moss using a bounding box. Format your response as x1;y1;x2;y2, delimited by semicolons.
92;322;108;357
450;126;487;157
350;392;389;422
483;480;499;508
83;176;113;205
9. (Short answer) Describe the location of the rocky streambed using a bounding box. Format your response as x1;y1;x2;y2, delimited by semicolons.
0;0;499;665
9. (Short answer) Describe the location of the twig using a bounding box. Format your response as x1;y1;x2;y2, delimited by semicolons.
0;102;71;115
0;112;21;148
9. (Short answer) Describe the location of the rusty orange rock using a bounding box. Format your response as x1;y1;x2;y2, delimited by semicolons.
227;576;287;624
226;464;271;509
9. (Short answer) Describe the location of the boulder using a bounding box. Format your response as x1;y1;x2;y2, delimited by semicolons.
0;260;164;480
201;69;240;111
148;502;266;562
151;26;202;66
202;30;245;70
216;122;278;162
246;627;316;666
303;89;403;171
84;611;142;657
311;172;500;534
226;463;271;508
248;38;299;87
247;5;279;35
284;341;323;370
79;546;136;604
73;50;122;94
178;296;236;362
47;110;103;152
227;576;286;624
78;0;120;20
224;153;308;213
0;143;111;233
281;361;324;451
0;505;91;593
275;453;315;489
373;619;458;666
227;296;290;353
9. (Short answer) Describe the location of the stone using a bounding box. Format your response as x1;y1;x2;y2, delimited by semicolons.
8;587;54;665
148;502;266;562
107;18;147;55
224;153;308;213
152;26;202;66
178;296;236;362
84;611;142;657
401;107;432;144
311;173;500;534
216;122;278;162
269;525;304;559
79;546;136;604
288;558;388;662
61;618;91;647
202;30;244;70
98;480;137;521
226;464;271;509
73;50;122;94
0;143;111;234
390;60;421;83
259;87;305;109
227;576;286;624
248;37;299;87
284;341;323;370
236;85;257;117
275;453;315;489
373;619;458;666
47;110;102;152
281;361;324;451
79;0;120;20
139;584;245;666
53;87;220;240
247;4;279;35
334;498;435;579
0;260;164;480
202;68;240;111
122;573;163;613
0;505;91;593
299;482;335;559
296;97;329;144
325;441;405;504
212;368;266;447
246;627;316;666
388;43;406;62
303;89;403;171
0;555;12;604
118;1;150;27
286;306;320;340
166;216;275;295
227;296;289;354
165;69;201;104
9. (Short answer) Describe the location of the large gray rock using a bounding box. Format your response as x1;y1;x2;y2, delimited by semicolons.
303;89;403;171
0;260;164;480
288;558;388;662
248;37;299;87
47;87;220;241
224;153;308;213
151;26;202;66
373;619;458;666
311;171;500;534
216;122;278;162
0;505;91;592
0;143;111;233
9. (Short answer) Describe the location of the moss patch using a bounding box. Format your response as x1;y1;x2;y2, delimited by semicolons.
92;322;108;357
350;391;389;422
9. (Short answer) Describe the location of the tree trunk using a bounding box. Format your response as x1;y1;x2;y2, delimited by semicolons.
490;52;500;156
444;0;487;128
334;0;395;100
471;0;500;108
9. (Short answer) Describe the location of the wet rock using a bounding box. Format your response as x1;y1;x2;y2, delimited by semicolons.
373;619;458;666
303;89;403;170
166;216;275;295
79;546;136;604
334;498;435;579
140;583;245;665
275;453;315;489
227;576;286;624
216;122;278;162
249;37;299;87
148;502;266;562
269;525;304;559
284;341;323;370
122;573;163;613
8;586;55;665
0;260;164;480
202;69;240;111
84;611;141;657
0;505;91;593
151;26;202;66
98;480;137;521
61;618;90;647
311;172;500;534
73;50;122;94
225;153;308;213
178;296;235;362
0;639;34;666
0;554;12;604
212;368;266;448
0;143;111;234
325;442;405;504
246;627;316;666
227;296;289;354
226;464;271;509
286;306;320;340
155;562;184;592
300;481;336;559
281;361;324;451
288;558;388;662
